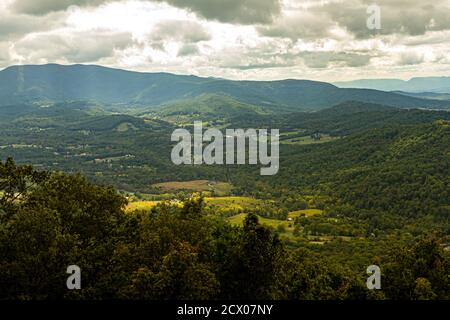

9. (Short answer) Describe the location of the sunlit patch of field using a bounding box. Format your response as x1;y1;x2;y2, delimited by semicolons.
126;199;185;212
227;209;323;227
227;208;323;228
115;122;138;132
436;120;450;127
152;180;232;195
307;235;352;245
153;180;211;191
288;209;323;218
226;209;327;242
126;201;160;212
227;213;293;229
227;214;297;241
205;196;262;210
227;213;247;226
126;195;259;213
279;130;308;138
259;216;292;228
209;182;233;195
281;134;338;145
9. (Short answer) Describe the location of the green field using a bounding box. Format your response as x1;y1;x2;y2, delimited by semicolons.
152;180;232;195
115;122;138;132
126;196;259;213
288;209;323;218
227;214;296;241
204;196;263;210
280;133;338;145
226;209;354;244
227;209;324;234
126;200;161;212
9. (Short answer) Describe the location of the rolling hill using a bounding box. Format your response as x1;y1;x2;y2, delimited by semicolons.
143;93;281;122
228;101;450;135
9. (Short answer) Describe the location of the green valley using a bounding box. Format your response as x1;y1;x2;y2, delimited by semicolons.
1;65;449;301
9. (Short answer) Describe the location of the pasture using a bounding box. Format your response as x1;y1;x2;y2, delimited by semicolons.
152;180;232;195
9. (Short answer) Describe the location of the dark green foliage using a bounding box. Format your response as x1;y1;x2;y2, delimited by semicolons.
216;213;284;299
0;157;49;215
382;235;450;299
1;159;449;300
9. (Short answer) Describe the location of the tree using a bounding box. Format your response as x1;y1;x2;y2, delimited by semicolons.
0;163;128;300
0;157;48;217
383;235;450;300
219;213;284;299
413;278;437;300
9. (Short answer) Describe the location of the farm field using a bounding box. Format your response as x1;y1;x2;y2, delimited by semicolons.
126;201;161;212
227;209;324;232
126;196;263;213
152;180;232;195
227;209;323;227
280;133;338;145
204;196;264;210
288;209;323;218
115;122;138;132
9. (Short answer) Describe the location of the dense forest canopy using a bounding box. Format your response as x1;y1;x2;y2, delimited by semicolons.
0;159;449;300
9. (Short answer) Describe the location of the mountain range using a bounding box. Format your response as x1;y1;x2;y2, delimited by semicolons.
1;64;450;111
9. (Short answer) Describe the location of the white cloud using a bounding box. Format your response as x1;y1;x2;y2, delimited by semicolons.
10;0;109;15
10;0;282;24
397;51;425;66
0;42;12;64
13;29;134;64
150;20;211;43
1;0;450;81
0;10;66;41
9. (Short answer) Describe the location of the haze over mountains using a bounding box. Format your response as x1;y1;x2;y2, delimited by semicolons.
1;64;450;112
334;77;450;94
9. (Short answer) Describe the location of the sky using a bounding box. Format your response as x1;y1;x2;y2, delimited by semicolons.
1;0;450;81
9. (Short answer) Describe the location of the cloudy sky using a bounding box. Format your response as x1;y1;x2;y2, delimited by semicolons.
1;0;450;81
